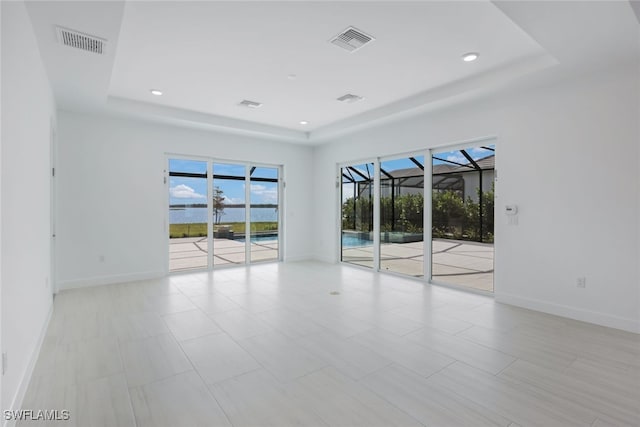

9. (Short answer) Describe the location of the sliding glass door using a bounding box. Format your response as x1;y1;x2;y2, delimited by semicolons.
337;142;495;293
340;162;374;268
431;145;495;291
168;158;281;272
212;162;247;266
168;159;209;272
379;156;425;277
249;167;279;263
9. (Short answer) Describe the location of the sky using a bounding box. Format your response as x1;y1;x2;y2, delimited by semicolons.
168;159;278;206
432;145;494;166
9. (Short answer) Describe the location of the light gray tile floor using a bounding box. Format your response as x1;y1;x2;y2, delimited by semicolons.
19;261;640;427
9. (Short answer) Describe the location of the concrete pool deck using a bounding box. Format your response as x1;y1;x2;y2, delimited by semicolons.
170;237;493;291
342;238;494;291
169;237;278;271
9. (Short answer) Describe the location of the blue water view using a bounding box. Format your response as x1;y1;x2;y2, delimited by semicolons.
170;207;277;224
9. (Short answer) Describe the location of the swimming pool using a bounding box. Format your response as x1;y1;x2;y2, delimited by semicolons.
236;234;278;243
341;234;373;248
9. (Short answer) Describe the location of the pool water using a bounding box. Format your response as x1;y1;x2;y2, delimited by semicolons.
237;235;278;243
342;234;373;248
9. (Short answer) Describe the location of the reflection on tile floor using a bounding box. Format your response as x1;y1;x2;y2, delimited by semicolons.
20;262;639;427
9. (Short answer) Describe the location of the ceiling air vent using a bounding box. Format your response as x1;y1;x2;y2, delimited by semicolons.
238;100;263;109
330;27;374;52
56;26;106;55
337;94;364;103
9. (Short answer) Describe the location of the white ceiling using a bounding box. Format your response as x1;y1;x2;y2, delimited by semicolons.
24;1;640;144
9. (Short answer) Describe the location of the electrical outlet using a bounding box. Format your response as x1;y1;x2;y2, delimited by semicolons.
576;277;586;288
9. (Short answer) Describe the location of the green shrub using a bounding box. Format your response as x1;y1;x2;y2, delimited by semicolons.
342;183;494;243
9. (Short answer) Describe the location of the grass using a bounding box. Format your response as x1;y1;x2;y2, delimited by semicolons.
169;222;278;238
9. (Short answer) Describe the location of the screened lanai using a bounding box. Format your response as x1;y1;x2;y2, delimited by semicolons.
340;146;495;291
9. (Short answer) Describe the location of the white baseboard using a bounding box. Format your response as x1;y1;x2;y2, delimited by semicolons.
496;292;640;334
283;253;314;262
3;304;54;427
310;253;337;264
58;270;165;290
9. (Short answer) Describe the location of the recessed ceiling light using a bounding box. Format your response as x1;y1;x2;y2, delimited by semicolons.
150;89;163;96
462;52;479;62
287;74;297;80
300;121;309;125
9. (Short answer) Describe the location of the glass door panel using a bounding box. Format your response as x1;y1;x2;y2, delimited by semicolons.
249;167;279;262
168;159;209;272
380;156;424;277
213;162;246;266
340;162;374;268
431;145;495;291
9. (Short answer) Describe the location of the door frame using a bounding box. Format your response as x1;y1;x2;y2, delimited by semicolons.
245;162;284;264
377;151;428;278
336;137;496;295
337;158;378;267
165;154;283;274
428;137;497;294
50;119;58;295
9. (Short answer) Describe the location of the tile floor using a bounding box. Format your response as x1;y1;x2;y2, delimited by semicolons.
20;261;640;426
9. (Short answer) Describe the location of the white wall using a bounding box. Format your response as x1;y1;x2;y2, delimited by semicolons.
0;0;4;410
56;112;314;288
1;0;55;416
313;64;640;333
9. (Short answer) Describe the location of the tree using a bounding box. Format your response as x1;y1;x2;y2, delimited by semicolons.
213;186;225;224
